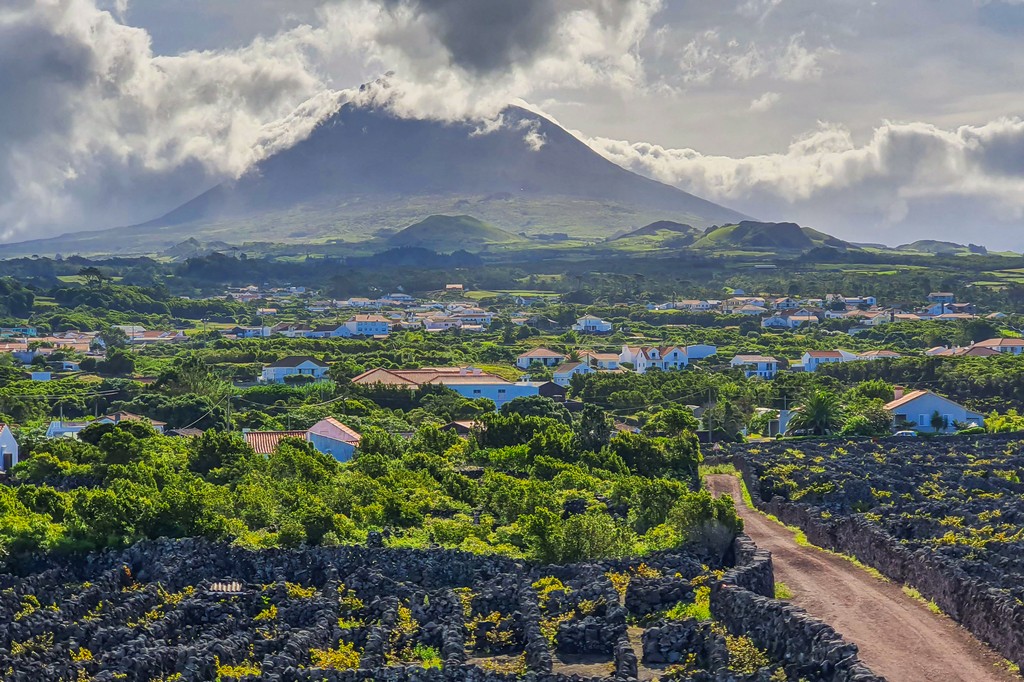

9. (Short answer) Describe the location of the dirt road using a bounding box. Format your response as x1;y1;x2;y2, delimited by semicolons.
706;474;1017;682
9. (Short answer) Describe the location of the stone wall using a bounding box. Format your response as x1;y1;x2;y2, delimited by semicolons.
733;453;1024;671
709;534;884;682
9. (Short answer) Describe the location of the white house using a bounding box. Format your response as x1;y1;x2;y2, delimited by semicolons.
801;350;859;372
927;292;955;304
453;311;495;327
572;316;613;334
972;338;1024;355
261;356;330;383
620;345;689;374
884;388;983;434
730;355;780;379
516;348;567;369
351;367;543;408
338;315;391;337
231;326;272;338
771;297;800;310
761;314;795;329
0;424;18;470
580;351;621;370
552;362;595;387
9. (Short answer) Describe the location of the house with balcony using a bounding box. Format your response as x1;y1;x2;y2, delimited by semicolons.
572;316;613;334
516;348;567;369
730;355;780;379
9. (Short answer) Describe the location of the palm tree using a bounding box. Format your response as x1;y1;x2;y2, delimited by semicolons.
787;391;845;436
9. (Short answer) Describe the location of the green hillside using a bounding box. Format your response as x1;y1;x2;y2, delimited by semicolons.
691;221;853;252
384;215;526;252
608;220;700;251
896;239;986;255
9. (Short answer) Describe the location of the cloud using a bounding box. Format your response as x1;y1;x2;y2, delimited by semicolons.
0;0;665;241
749;91;781;112
585;117;1024;246
677;29;831;85
0;0;338;240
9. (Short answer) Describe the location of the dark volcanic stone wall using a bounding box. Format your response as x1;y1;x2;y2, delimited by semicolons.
708;534;884;682
729;440;1024;671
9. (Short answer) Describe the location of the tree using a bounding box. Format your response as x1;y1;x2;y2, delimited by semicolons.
97;348;135;377
840;400;892;437
930;411;949;432
575;404;612;452
500;395;571;424
98;327;129;350
78;266;105;287
787;391;845;436
642;407;700;437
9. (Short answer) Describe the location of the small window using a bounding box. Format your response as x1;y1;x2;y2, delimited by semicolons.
473;389;482;395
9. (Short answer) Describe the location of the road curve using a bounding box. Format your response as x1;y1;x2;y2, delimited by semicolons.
706;473;1017;682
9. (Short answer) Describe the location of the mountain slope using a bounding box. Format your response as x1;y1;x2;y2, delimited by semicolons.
383;215;525;252
0;104;750;257
154;104;748;229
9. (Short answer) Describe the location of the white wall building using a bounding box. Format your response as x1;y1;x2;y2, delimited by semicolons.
338;315;391;337
572;316;613;333
884;388;983;433
801;350;860;372
0;424;18;470
516;348;567;369
730;355;780;379
552;362;595;387
261;356;330;383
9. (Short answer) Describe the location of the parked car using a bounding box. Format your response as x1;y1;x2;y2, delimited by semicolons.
894;430;918;437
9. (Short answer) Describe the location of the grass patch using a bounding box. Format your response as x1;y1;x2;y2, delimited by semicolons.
774;582;794;600
998;659;1020;675
699;462;739;477
902;585;943;615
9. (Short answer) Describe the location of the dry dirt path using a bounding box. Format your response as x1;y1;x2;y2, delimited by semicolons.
706;474;1017;682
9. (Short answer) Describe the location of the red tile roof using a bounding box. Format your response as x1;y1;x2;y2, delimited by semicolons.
805;350;843;358
244;431;308;454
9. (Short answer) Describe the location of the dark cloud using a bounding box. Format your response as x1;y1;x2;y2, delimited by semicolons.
380;0;562;73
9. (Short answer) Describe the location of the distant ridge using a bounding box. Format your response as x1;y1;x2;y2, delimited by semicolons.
691;221;855;252
896;239;986;255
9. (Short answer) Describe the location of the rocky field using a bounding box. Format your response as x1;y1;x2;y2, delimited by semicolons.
0;538;879;681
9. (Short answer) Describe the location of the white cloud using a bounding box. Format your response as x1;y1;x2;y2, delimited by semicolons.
585;117;1024;245
749;91;781;112
0;0;666;241
677;30;830;85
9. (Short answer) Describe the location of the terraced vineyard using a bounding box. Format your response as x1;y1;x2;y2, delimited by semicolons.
0;539;877;681
736;435;1024;670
